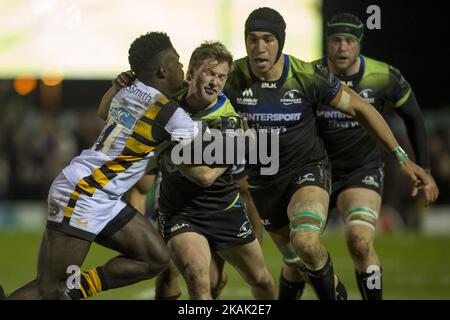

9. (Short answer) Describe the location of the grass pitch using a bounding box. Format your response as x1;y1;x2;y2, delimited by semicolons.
1;230;449;300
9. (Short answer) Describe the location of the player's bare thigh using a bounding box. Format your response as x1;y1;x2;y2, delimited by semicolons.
287;185;330;221
337;187;381;214
168;232;212;283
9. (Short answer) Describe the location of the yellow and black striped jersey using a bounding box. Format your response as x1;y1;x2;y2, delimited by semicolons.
62;79;198;199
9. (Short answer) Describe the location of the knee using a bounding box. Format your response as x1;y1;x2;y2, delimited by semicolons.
140;243;171;278
38;280;65;300
347;232;372;261
291;231;321;262
248;269;274;289
149;251;171;277
156;247;171;270
159;262;179;284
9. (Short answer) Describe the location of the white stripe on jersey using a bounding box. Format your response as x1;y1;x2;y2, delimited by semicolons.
165;108;200;142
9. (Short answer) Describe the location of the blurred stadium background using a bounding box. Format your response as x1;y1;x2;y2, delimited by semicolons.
0;0;448;299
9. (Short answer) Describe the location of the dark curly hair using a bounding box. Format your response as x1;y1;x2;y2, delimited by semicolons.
128;32;173;80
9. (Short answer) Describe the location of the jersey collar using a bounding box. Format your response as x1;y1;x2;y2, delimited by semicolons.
247;54;290;90
181;92;227;118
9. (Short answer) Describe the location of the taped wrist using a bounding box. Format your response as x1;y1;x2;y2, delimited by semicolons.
392;146;409;164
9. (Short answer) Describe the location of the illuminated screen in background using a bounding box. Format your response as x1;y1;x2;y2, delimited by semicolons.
0;0;322;79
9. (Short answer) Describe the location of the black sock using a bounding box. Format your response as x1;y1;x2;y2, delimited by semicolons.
355;268;382;300
335;277;348;300
278;271;306;300
304;254;336;300
67;267;109;300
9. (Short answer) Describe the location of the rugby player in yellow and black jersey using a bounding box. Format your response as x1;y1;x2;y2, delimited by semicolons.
7;32;204;300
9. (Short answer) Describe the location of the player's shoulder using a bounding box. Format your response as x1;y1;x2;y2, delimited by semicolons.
309;57;324;67
229;57;249;76
225;57;252;91
289;55;332;82
362;55;407;88
363;56;390;76
290;56;340;92
219;94;238;114
208;93;238;118
288;55;316;75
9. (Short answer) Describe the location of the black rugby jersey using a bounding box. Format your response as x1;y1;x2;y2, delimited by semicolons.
158;88;243;214
314;55;412;173
224;54;341;184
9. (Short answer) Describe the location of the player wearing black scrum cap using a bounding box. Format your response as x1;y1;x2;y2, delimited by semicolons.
224;7;431;300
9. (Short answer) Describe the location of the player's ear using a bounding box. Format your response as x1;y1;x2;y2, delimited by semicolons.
186;66;193;81
157;65;168;79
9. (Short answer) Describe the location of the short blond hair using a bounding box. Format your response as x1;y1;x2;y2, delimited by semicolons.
188;41;234;74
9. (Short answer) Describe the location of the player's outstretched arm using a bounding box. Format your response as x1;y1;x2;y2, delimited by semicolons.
329;84;429;196
160;147;228;188
98;87;115;120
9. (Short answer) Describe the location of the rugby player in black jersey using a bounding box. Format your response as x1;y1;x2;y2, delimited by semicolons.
155;41;276;299
224;7;430;300
311;13;439;300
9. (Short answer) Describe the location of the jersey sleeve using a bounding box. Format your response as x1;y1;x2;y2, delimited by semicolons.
387;65;412;108
161;103;201;143
311;64;342;105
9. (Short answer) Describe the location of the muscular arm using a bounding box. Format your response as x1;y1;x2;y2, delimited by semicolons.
330;84;429;194
177;164;228;188
98;87;116;120
98;71;135;120
330;84;401;154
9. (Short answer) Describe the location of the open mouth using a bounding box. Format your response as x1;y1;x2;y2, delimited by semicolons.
254;58;269;68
